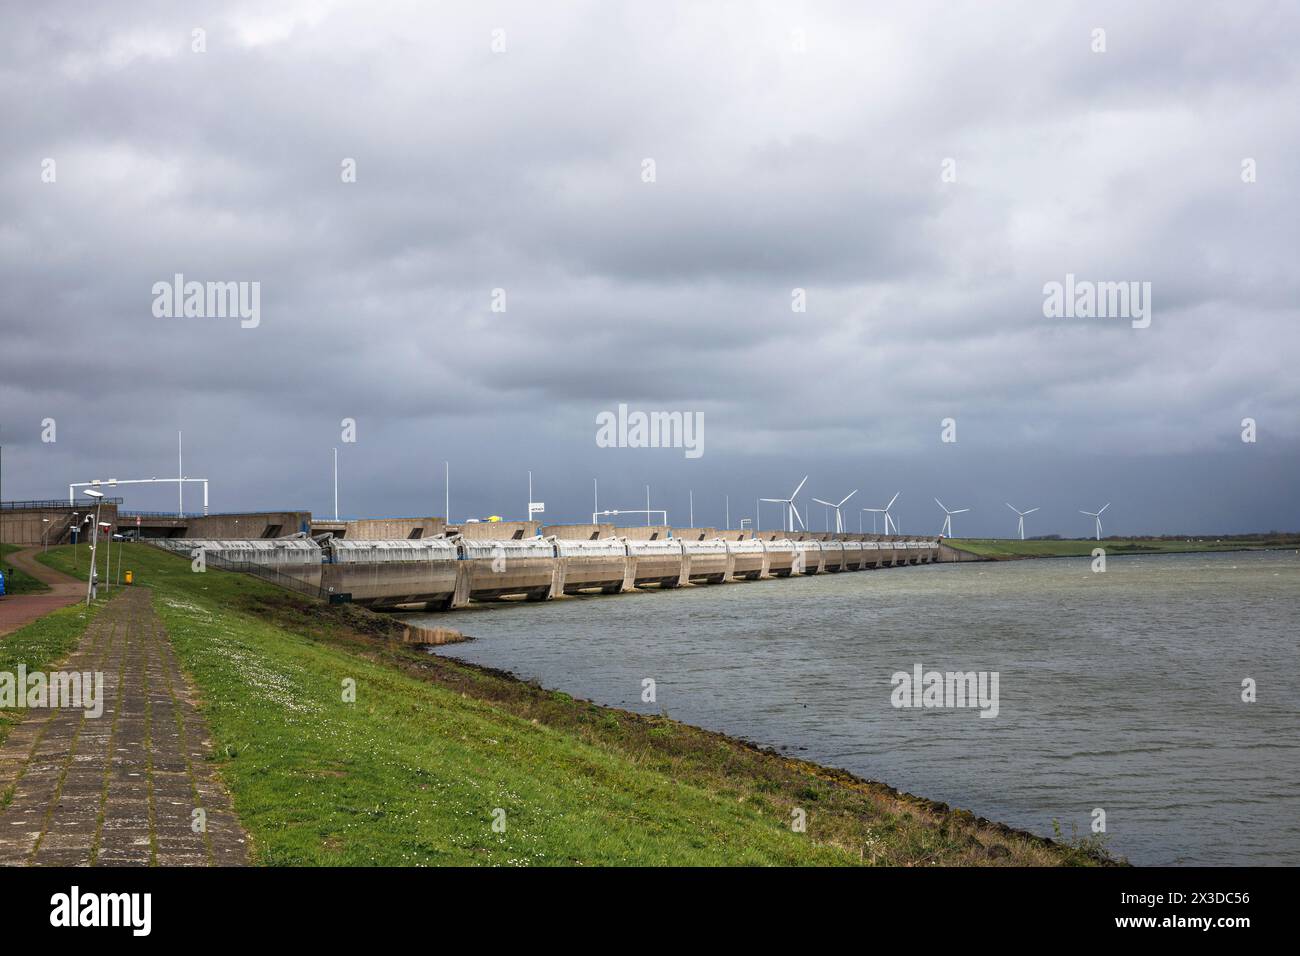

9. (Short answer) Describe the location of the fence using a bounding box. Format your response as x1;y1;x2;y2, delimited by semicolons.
3;498;124;510
145;540;328;601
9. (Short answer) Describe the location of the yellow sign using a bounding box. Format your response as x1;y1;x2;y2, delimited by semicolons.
487;515;502;522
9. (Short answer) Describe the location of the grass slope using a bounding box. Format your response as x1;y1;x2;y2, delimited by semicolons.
0;544;52;595
0;602;100;752
945;536;1298;559
38;543;1109;867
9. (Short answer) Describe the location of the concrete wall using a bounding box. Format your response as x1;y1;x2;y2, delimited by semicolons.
542;523;616;540
346;517;445;539
938;543;987;562
310;516;444;540
321;561;460;610
1;504;120;546
619;525;673;541
452;521;541;541
671;527;719;541
182;512;312;539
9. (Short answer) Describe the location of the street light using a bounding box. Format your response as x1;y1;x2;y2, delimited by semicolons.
42;517;50;553
82;489;103;606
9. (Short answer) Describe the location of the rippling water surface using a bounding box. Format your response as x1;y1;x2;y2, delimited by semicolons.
411;550;1300;865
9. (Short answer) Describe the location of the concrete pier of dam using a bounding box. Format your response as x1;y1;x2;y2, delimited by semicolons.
147;516;942;612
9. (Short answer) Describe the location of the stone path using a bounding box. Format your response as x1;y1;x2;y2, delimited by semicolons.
0;586;248;866
0;547;84;638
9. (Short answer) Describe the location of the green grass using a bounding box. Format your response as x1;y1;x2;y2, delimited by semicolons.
0;601;100;752
0;544;51;595
37;543;1110;867
945;536;1299;560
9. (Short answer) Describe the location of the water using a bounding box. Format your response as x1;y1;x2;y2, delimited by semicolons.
412;551;1300;865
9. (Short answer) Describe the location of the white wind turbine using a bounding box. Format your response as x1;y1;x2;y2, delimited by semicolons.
1080;503;1109;541
1005;503;1040;540
863;491;901;535
812;489;858;534
761;476;808;533
934;498;970;538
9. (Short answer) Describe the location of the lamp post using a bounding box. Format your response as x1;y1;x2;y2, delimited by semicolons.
82;489;104;606
42;518;50;552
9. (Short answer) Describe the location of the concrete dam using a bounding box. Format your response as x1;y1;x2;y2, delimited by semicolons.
152;521;942;612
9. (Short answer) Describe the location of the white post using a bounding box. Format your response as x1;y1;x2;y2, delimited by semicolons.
593;478;598;523
528;470;532;524
203;480;209;516
689;490;694;528
725;495;729;530
178;431;183;517
333;447;339;520
444;461;449;523
86;497;102;606
645;485;650;528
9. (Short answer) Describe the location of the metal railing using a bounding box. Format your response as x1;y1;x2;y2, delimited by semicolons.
3;498;124;510
144;540;327;601
118;510;305;519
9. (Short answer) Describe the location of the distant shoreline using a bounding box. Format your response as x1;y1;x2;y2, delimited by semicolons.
942;539;1299;561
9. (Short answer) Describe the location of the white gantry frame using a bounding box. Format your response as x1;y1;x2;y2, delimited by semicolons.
69;477;210;516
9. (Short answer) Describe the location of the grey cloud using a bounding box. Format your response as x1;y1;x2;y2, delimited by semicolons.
1;0;1297;535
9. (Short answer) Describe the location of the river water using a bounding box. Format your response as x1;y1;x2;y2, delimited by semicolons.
412;550;1300;865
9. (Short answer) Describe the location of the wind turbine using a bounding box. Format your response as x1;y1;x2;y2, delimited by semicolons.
1080;503;1109;541
1005;503;1040;540
760;476;808;533
812;489;857;534
863;492;901;535
934;498;970;538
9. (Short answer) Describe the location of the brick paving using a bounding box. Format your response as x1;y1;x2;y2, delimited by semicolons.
0;586;248;866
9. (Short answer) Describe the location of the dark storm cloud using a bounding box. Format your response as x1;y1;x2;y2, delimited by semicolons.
1;0;1297;535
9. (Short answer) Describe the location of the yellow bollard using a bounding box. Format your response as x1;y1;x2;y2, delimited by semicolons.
125;571;134;585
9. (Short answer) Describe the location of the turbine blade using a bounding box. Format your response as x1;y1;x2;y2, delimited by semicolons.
791;476;808;499
1005;503;1017;512
812;498;834;507
1099;503;1110;514
1026;508;1039;514
791;504;805;529
839;490;858;506
934;498;946;511
887;491;901;509
953;508;970;514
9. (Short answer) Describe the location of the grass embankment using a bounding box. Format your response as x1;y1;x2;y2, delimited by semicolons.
945;536;1299;560
38;543;1111;867
0;544;52;595
0;602;100;753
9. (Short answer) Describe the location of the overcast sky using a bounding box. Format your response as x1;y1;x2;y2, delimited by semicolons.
1;1;1297;537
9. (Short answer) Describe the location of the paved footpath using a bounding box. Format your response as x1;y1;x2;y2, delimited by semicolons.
0;586;248;866
0;548;85;638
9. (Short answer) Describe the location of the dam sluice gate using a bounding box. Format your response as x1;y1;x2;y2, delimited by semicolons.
153;529;941;612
